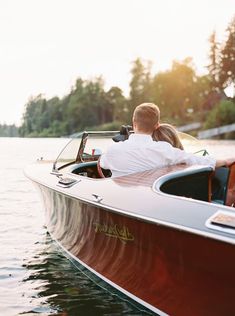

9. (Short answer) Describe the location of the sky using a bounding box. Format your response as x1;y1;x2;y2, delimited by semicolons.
0;0;234;126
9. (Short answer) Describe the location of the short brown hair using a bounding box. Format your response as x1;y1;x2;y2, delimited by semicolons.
133;103;160;133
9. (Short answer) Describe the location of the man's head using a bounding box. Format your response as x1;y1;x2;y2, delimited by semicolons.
133;103;160;134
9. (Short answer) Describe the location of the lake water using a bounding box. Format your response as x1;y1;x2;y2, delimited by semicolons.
0;137;235;316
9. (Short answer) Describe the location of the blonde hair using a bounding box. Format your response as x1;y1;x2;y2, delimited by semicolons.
152;123;184;150
133;103;160;134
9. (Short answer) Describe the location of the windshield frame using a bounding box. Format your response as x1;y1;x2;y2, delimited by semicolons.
52;131;119;172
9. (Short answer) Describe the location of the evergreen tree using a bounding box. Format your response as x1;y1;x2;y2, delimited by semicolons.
207;30;220;91
106;87;128;123
219;16;235;89
129;58;153;119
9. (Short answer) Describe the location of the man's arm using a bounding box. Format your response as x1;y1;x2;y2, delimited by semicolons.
99;153;109;170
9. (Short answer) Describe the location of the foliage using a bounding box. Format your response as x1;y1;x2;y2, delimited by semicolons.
0;124;18;137
88;121;124;131
219;16;235;89
150;58;207;121
129;58;153;120
19;77;127;137
204;100;235;129
207;30;220;91
106;87;129;123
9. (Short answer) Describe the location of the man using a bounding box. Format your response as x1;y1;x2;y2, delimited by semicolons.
100;103;235;177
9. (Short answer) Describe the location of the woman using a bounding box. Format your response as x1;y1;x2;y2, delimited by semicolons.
152;123;184;150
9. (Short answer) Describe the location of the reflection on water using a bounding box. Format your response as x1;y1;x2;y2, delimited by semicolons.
21;233;151;316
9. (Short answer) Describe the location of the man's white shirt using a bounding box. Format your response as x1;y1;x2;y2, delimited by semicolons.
100;133;216;177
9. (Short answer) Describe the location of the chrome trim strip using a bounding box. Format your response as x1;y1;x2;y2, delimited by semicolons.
205;210;235;235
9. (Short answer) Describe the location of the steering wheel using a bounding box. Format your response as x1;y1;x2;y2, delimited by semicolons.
97;157;112;178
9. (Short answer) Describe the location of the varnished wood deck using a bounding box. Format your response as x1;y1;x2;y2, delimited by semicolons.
112;164;206;187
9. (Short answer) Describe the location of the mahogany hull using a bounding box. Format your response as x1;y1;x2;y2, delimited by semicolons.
38;183;235;316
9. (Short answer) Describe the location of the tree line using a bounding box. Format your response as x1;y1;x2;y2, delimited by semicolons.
0;124;18;137
2;16;235;138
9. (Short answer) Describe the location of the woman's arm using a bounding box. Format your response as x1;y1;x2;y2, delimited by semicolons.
216;158;235;168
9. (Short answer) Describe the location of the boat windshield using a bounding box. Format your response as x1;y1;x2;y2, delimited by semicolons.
53;131;118;171
53;133;83;171
179;132;209;156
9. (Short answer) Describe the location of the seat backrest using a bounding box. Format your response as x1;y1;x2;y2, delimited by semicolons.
160;169;212;202
226;163;235;207
211;167;229;204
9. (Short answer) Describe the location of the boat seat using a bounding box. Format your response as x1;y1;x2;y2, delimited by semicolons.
225;163;235;207
160;169;212;202
211;167;229;205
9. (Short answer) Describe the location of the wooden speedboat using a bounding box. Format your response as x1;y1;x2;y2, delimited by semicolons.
25;130;235;316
